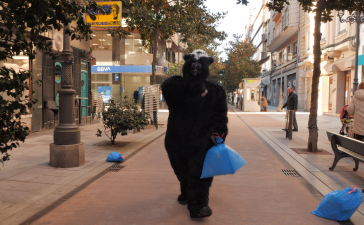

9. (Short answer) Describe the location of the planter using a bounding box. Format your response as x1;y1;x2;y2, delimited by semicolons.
137;128;141;132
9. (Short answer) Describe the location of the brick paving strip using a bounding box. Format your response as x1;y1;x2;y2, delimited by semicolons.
30;112;336;225
0;112;169;225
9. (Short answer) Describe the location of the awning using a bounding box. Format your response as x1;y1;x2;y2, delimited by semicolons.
267;27;298;52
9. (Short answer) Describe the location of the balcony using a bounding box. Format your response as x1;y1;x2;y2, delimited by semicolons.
267;18;298;52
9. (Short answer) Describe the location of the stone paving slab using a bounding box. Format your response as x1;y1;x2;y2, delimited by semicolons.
0;111;169;225
33;113;335;225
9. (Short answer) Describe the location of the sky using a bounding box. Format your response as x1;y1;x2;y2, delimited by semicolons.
205;0;262;59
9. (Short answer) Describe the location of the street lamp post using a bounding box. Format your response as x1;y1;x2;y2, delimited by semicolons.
50;19;85;167
272;52;293;112
338;11;364;93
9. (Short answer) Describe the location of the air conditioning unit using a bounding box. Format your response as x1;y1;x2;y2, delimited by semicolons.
52;34;63;52
261;51;268;59
262;33;267;42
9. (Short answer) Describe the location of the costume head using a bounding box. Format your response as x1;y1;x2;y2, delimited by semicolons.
183;49;214;82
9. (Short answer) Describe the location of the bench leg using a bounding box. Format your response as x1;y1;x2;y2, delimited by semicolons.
329;153;350;171
354;159;359;171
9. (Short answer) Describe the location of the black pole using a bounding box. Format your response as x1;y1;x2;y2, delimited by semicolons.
354;11;360;94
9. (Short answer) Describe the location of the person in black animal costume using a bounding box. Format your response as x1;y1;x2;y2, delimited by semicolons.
161;49;228;218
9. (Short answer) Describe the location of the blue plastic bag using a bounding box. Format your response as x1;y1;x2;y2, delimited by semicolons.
311;187;363;221
200;136;246;179
106;152;127;162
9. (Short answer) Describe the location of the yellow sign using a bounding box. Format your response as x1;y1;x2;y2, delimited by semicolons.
246;80;257;83
86;2;121;27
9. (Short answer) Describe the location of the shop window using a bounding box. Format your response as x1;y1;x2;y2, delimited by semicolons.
90;31;113;51
293;41;297;55
96;74;110;82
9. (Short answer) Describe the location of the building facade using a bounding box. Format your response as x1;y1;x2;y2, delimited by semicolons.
298;9;361;114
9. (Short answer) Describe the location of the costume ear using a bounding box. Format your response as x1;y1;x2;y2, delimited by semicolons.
183;54;192;61
208;56;214;65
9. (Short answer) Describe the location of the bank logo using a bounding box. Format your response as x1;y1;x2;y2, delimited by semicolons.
97;67;111;72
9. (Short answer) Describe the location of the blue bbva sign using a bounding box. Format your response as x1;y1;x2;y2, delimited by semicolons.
91;65;156;73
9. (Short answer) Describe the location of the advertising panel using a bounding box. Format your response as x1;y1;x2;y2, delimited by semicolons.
86;1;121;27
98;86;112;103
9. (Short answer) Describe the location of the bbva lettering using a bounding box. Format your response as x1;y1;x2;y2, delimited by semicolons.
97;67;111;72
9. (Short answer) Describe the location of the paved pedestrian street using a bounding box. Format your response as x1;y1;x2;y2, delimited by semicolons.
1;108;364;224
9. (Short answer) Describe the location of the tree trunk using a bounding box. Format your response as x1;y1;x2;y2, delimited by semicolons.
151;2;160;85
307;0;325;152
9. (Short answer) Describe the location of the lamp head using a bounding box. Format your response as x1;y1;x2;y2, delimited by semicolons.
166;38;172;49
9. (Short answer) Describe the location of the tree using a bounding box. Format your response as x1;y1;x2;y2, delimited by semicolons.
121;0;227;84
164;60;184;77
0;0;127;165
265;0;364;152
223;35;261;93
96;98;135;145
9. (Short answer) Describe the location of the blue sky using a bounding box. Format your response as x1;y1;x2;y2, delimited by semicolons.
205;0;262;59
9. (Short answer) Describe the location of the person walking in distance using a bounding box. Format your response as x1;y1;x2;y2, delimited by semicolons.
281;87;298;131
261;96;268;112
347;82;364;141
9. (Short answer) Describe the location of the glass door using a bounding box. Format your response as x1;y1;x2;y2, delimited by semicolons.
344;71;351;105
329;76;333;111
81;62;88;117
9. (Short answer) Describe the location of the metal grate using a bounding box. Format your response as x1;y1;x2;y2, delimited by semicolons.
281;169;300;177
106;165;125;172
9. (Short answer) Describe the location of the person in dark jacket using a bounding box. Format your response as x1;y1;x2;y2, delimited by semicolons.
281;87;298;131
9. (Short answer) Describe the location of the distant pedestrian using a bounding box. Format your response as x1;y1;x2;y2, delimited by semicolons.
347;82;364;141
281;87;298;131
261;96;268;112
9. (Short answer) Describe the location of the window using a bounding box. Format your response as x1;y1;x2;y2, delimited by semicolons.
287;46;291;54
293;41;297;55
273;28;276;39
321;22;326;41
337;11;347;35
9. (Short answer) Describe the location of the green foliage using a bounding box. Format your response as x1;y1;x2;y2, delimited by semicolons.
236;0;249;6
164;60;184;77
120;0;227;83
97;97;149;145
141;94;145;110
223;35;261;92
0;0;128;164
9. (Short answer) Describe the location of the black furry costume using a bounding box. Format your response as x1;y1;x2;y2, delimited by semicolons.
161;50;228;218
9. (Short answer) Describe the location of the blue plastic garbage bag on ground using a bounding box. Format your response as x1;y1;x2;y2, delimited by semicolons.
200;136;246;179
106;152;127;162
311;187;363;221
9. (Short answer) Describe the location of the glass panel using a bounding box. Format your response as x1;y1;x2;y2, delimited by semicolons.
96;74;110;82
81;62;88;71
91;73;96;81
251;89;255;101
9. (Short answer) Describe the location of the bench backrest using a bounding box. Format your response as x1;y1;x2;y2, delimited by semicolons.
327;131;364;155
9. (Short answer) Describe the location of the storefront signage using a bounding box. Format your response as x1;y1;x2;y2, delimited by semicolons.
92;65;156;73
86;1;122;27
98;86;111;103
246;80;257;83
